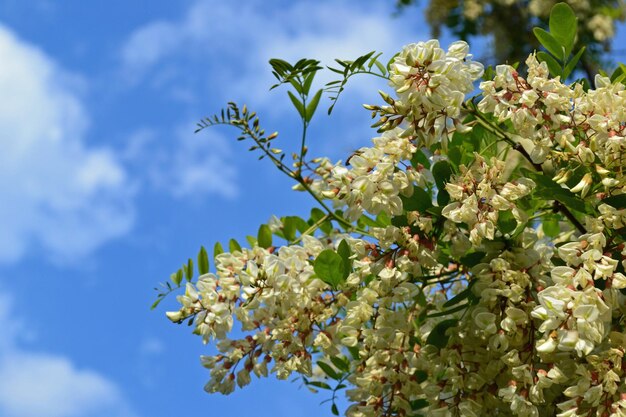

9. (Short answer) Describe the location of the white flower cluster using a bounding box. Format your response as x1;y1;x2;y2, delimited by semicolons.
309;128;423;221
479;55;626;200
165;37;626;417
389;40;483;147
167;236;351;393
442;154;535;245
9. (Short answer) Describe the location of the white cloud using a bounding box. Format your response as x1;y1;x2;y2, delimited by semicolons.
124;125;238;199
0;294;138;417
0;25;134;263
121;0;423;103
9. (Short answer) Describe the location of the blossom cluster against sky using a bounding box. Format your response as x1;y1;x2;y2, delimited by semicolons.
2;1;624;416
0;1;435;416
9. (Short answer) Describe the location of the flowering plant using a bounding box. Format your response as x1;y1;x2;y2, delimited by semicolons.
397;0;625;78
155;4;626;416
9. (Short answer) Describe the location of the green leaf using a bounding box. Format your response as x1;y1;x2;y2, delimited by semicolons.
331;403;339;416
443;284;474;308
376;211;391;227
310;208;333;234
410;399;429;411
537;51;562;78
330;356;350;373
426;319;458;349
198;246;209;275
314;249;346;289
497;210;517;234
410;149;431;169
427;303;471;318
257;224;273;249
436;189;450;206
229;239;242;253
302;72;316;95
562;47;585;80
307;381;332;390
603;194;626;209
317;361;340;379
402;187;433;212
337;239;352;279
282;216;306;241
448;146;462;167
245;235;257;247
185;258;194;281
549;2;577;57
542;215;561;237
289;78;303;95
150;296;164;310
533;28;565;61
522;169;590;214
305;89;323;122
287;91;305;119
459;251;486;267
432;161;453;191
171;269;183;286
213;242;224;260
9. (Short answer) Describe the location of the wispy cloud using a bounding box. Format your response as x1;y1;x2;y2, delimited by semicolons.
120;0;423;105
0;293;139;417
123;124;238;199
0;25;134;264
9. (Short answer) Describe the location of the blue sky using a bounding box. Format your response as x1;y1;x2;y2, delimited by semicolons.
0;1;431;416
0;1;622;417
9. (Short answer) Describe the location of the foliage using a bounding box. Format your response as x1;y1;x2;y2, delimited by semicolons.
157;4;626;417
396;0;625;77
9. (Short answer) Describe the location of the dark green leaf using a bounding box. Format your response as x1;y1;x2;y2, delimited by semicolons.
410;149;431;169
432;161;453;191
443;284;473;308
317;361;340;379
425;319;458;348
459;251;485;267
427;303;470;318
307;381;332;390
302;71;316;95
410;399;429;411
602;194;626;209
337;240;352;279
305;89;323;122
448;146;462;167
436;189;450;206
330;356;350;373
402;187;433;212
314;249;346;289
414;370;428;383
537;51;562;78
331;404;339;416
287;91;305;119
